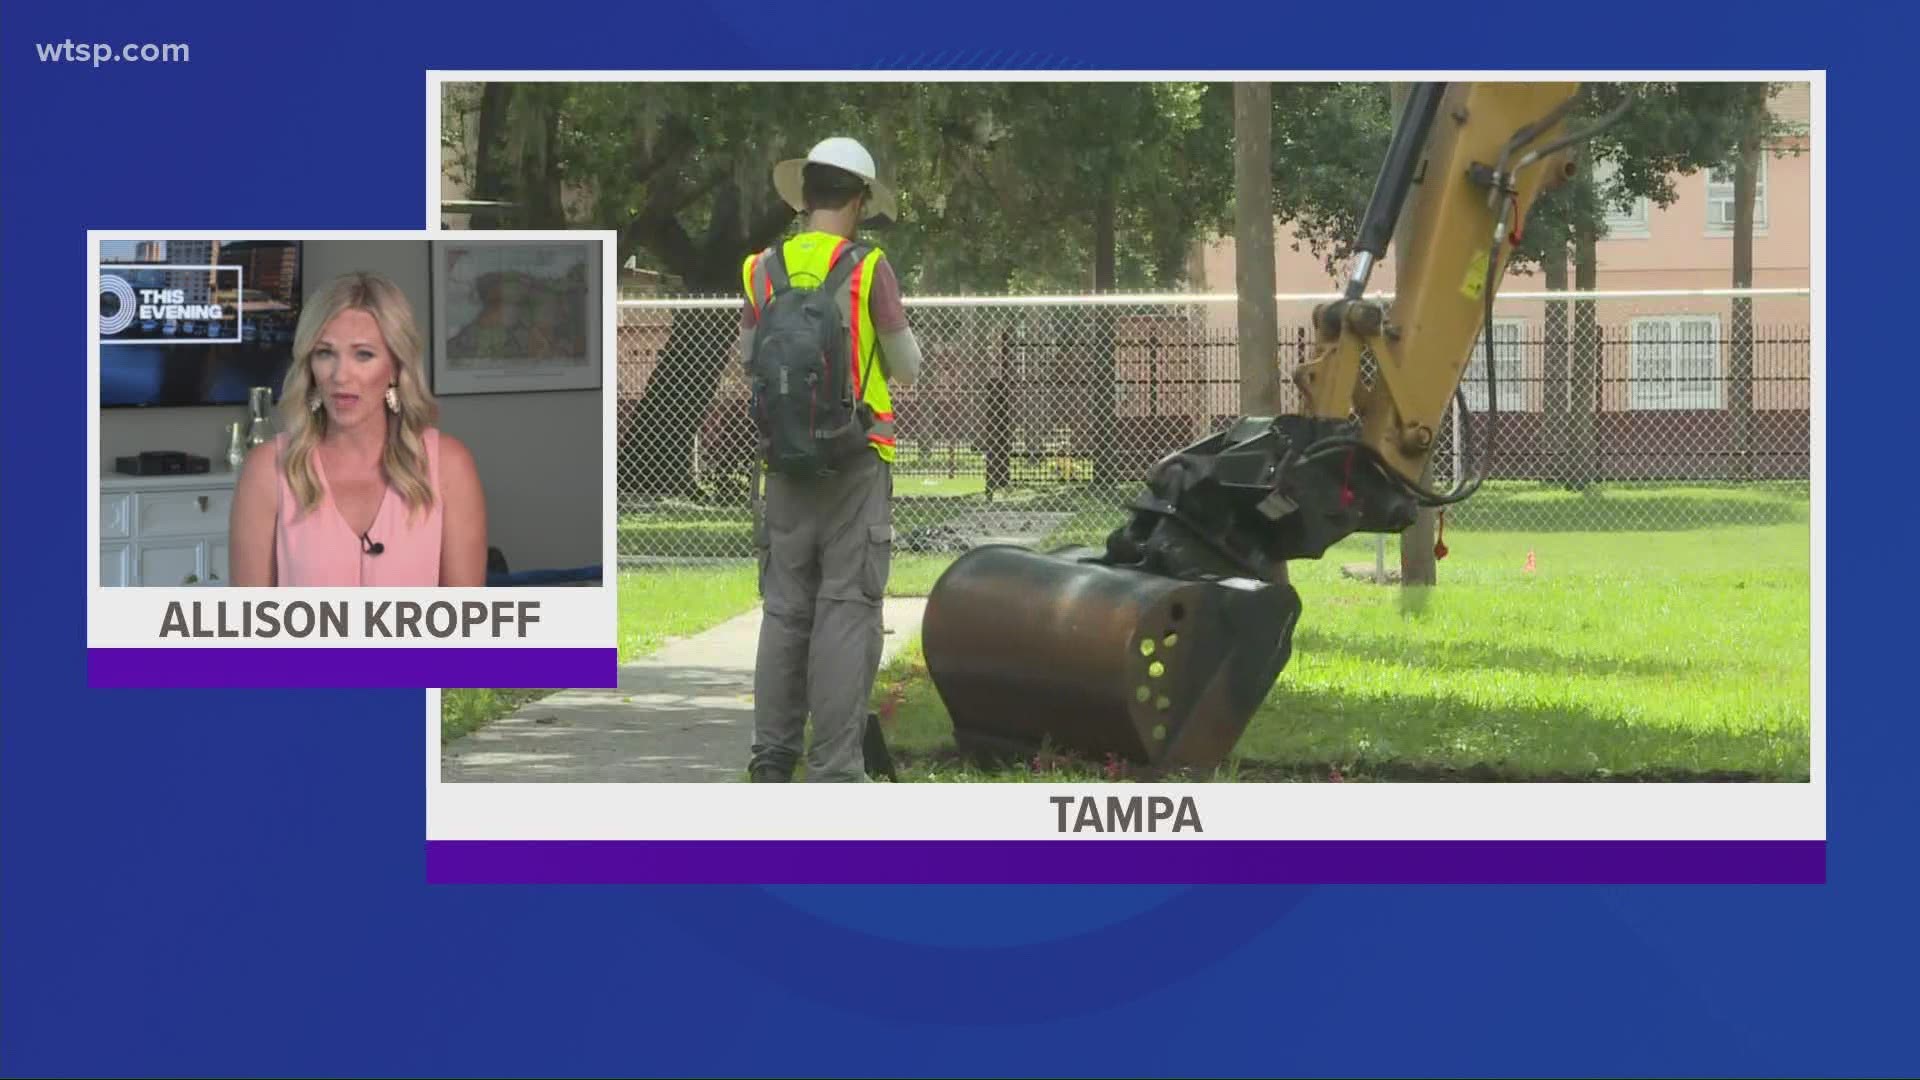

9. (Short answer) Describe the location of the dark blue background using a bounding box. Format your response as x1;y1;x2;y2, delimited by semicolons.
3;2;1903;1075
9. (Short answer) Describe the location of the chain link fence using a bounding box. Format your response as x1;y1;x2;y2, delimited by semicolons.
617;288;1811;565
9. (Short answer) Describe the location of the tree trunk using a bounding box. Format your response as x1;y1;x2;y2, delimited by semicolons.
515;87;567;230
1542;243;1571;485
1089;176;1123;483
620;185;793;499
623;304;739;499
1568;216;1601;490
1730;99;1763;481
984;329;1012;495
1389;83;1438;587
1234;83;1278;416
470;83;513;229
1093;179;1117;292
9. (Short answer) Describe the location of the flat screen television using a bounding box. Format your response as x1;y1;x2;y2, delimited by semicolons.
99;239;303;408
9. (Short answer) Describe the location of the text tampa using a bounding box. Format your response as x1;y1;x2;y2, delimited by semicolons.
1051;795;1203;833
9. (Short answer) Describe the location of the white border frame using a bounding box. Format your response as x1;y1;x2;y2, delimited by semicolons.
87;229;620;649
422;70;1824;845
430;237;604;395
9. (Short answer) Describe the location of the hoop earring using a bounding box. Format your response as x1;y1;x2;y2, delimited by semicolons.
385;385;399;414
309;393;323;413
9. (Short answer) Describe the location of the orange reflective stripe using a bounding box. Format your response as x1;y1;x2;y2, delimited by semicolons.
849;254;866;394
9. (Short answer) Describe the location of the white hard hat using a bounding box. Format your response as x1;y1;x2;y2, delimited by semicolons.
773;136;897;225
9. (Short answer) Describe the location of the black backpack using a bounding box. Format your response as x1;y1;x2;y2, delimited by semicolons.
747;242;875;478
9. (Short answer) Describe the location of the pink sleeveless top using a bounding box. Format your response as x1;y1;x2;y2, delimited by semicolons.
274;429;445;586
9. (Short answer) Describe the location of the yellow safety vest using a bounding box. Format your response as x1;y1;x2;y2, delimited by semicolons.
741;231;896;463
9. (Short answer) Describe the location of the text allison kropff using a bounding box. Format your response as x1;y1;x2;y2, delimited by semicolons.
159;600;540;639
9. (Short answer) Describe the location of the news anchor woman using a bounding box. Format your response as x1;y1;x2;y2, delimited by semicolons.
229;271;486;586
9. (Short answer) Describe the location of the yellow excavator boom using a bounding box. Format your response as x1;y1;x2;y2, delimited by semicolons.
921;81;1608;773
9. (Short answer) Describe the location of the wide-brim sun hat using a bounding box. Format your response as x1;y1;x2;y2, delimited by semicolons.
773;136;898;225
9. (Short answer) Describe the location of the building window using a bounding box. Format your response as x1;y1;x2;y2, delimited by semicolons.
1629;315;1722;410
1460;319;1529;412
1707;155;1768;234
1590;158;1650;238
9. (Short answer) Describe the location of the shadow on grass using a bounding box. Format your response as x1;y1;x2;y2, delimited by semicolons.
1242;680;1808;782
1442;484;1808;533
618;485;1128;558
1029;483;1811;550
616;479;1811;562
886;745;1791;783
618;523;752;559
880;671;1808;783
441;665;756;783
1223;759;1787;782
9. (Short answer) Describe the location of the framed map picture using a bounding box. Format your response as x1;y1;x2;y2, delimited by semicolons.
430;238;602;394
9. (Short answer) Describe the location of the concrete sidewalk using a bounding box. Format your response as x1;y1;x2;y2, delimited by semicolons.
440;598;927;783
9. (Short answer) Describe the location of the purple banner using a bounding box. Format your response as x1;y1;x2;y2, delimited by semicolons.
88;648;619;689
425;839;1825;885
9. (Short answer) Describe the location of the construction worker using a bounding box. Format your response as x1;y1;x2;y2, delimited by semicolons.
738;136;925;782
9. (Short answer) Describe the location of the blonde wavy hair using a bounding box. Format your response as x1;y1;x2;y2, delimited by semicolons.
278;271;439;518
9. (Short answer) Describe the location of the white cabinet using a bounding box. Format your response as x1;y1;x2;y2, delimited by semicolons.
99;470;240;587
138;541;206;587
101;543;131;588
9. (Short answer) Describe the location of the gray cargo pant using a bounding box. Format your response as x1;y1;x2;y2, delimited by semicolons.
751;450;892;782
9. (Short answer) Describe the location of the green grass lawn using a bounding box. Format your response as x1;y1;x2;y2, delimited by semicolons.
873;482;1812;783
440;688;562;744
617;565;764;662
602;480;1810;782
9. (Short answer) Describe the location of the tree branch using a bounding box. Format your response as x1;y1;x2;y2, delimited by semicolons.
661;164;731;220
744;199;797;254
702;178;741;258
631;116;697;189
627;212;698;282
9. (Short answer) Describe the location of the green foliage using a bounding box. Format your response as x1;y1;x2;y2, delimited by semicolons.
1256;81;1802;277
1264;83;1398;276
1514;82;1791;272
442;81;1233;294
440;79;1805;291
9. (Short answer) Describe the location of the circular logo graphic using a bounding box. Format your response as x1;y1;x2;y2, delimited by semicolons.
99;274;137;336
652;882;1313;1025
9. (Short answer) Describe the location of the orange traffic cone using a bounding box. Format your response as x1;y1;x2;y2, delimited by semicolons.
1523;550;1537;574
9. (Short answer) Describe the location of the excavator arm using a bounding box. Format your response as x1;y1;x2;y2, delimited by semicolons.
921;82;1609;773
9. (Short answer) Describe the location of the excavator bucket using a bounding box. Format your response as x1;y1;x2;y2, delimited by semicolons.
917;82;1603;778
921;544;1302;773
